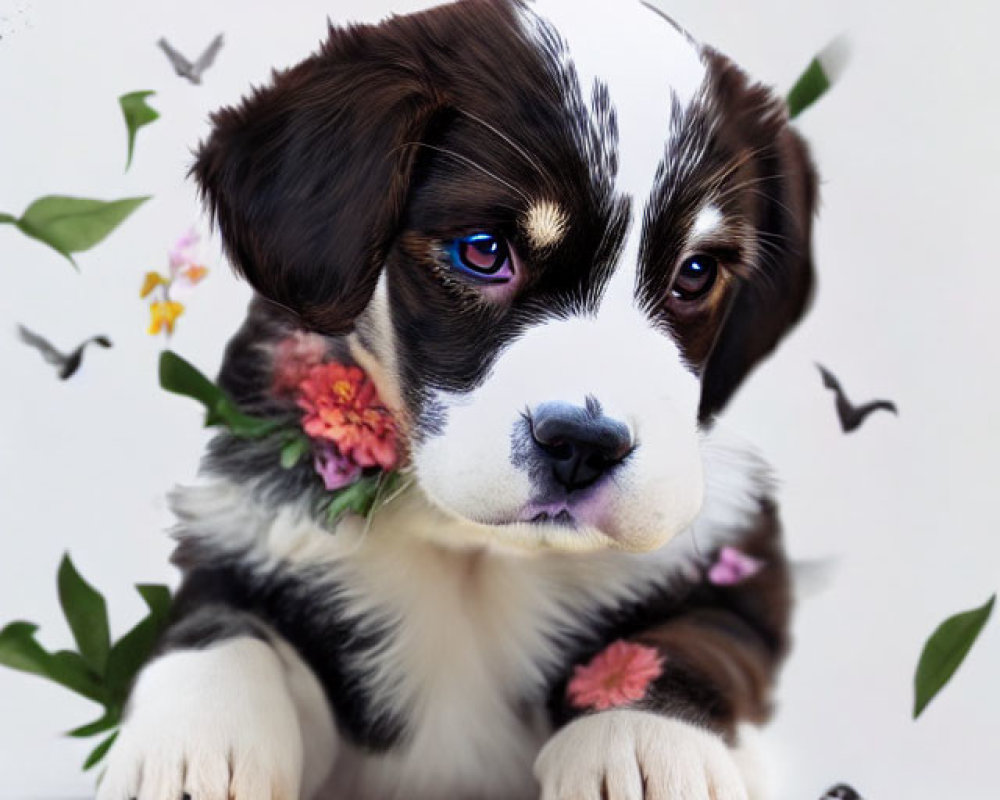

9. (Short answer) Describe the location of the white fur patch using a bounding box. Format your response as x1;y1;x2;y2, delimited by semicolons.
534;709;749;800
692;203;724;239
350;273;405;418
413;308;704;553
521;0;708;313
97;637;335;800
523;199;569;249
522;0;706;204
170;427;771;799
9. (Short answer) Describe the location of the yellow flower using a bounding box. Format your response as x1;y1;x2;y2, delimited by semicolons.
148;301;185;335
140;271;168;298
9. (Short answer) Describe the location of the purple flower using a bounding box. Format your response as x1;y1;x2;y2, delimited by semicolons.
313;441;362;491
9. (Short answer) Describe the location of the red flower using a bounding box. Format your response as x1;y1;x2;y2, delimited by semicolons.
566;640;664;711
297;362;398;471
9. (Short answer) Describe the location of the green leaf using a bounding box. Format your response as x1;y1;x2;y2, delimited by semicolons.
104;617;158;707
787;38;849;120
0;213;16;225
159;349;221;411
325;474;382;525
83;730;119;771
787;58;830;119
221;399;285;438
914;593;995;718
119;91;159;170
47;650;106;704
369;471;407;515
0;622;51;678
159;350;283;438
13;195;149;264
135;584;172;628
0;623;104;703
67;710;119;738
280;435;311;469
324;472;407;526
58;555;111;675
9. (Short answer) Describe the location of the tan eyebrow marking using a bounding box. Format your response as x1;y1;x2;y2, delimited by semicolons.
523;200;568;250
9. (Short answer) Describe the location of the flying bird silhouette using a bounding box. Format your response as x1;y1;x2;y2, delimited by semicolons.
819;784;863;800
18;325;112;380
817;363;897;433
157;33;224;85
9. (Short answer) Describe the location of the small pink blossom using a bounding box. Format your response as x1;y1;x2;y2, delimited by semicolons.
707;546;765;586
313;441;363;490
169;228;200;271
567;640;664;711
166;228;209;295
272;332;329;396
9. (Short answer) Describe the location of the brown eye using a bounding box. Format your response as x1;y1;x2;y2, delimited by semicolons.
671;254;718;301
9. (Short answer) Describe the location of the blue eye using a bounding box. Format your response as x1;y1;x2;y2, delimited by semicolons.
447;233;513;282
671;254;718;301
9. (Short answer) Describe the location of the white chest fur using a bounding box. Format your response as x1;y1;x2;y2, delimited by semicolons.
170;428;771;799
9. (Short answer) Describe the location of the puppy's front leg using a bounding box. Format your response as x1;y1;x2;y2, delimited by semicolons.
537;502;790;799
535;709;748;800
97;607;336;800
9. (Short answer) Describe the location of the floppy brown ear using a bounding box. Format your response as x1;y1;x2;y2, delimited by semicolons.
193;20;441;333
698;51;819;420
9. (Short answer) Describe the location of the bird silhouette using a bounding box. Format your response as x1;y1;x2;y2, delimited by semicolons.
157;34;224;85
18;325;112;380
817;363;897;433
820;784;863;800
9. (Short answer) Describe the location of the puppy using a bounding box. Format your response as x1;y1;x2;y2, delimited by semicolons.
97;1;817;798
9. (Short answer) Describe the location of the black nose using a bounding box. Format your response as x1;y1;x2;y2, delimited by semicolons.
530;403;633;491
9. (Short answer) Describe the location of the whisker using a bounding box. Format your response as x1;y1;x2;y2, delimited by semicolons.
454;108;548;181
391;141;532;204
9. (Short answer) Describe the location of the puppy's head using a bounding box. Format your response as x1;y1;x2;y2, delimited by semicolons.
195;0;817;553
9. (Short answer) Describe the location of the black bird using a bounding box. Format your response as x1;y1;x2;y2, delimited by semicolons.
820;784;864;800
18;325;112;380
157;34;224;85
817;363;897;433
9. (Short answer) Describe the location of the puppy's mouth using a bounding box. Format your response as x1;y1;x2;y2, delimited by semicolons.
511;489;608;529
526;505;578;527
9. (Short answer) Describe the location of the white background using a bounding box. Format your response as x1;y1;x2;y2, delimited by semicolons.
1;0;998;797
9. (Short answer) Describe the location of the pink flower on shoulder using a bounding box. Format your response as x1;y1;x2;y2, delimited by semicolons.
297;362;398;472
566;640;664;712
707;546;765;586
272;331;329;396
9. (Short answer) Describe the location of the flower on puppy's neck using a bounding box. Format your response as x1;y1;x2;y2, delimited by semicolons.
266;334;403;523
297;361;398;473
313;440;363;491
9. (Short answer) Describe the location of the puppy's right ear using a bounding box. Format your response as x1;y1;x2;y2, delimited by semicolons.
193;23;438;333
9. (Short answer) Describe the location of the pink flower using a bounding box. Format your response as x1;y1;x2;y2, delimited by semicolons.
313;441;363;490
169;228;200;271
297;362;398;471
166;228;209;295
707;546;765;586
567;640;664;711
272;332;329;396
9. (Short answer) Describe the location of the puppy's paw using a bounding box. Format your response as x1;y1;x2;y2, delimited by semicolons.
534;709;748;800
97;639;304;800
